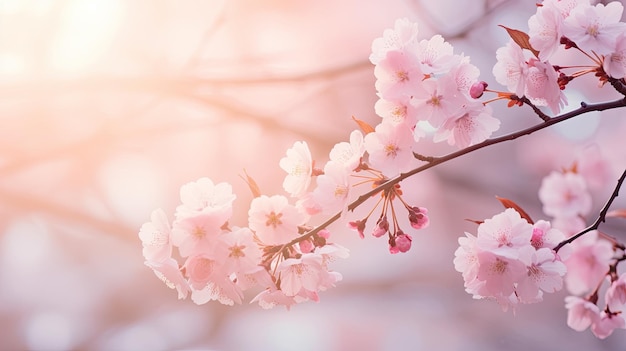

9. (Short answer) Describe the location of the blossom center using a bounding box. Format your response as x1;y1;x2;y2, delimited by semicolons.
229;244;246;258
493;258;508;275
396;70;409;82
384;143;399;157
427;94;443;107
586;25;599;38
193;226;207;239
333;185;348;198
266;211;283;228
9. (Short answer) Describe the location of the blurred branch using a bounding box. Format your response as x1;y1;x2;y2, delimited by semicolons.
0;187;135;240
0;60;371;98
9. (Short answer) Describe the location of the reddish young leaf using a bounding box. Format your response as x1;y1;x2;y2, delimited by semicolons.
499;25;540;58
607;209;626;219
352;115;375;134
465;218;483;225
495;196;534;224
240;169;262;198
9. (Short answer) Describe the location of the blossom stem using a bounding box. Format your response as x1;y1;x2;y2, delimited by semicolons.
554;168;626;253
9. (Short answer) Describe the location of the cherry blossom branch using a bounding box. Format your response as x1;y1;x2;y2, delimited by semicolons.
290;97;626;246
553;168;626;253
517;96;550;121
608;77;626;96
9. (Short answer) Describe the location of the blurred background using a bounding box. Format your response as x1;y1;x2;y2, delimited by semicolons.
2;0;626;350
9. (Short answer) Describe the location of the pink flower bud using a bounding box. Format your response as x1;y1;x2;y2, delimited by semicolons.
318;229;331;239
372;216;389;238
408;206;429;230
299;239;314;253
395;232;412;253
389;231;412;254
470;81;488;99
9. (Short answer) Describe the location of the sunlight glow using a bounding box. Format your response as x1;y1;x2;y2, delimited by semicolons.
49;0;124;73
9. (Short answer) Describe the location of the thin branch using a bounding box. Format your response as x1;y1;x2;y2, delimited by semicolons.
518;96;550;121
554;168;626;253
288;97;626;245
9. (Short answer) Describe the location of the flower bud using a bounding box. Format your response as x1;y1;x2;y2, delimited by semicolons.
299;239;314;253
372;216;389;238
470;81;488;99
408;206;429;230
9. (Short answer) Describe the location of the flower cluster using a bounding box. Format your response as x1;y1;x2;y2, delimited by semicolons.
454;208;567;311
490;0;626;116
370;18;500;152
138;177;348;309
535;147;626;338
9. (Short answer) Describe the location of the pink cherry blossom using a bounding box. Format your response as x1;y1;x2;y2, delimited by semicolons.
552;214;586;238
312;161;351;214
539;171;592;219
411;74;465;128
434;101;500;149
416;34;457;75
524;58;567;115
215;227;262;275
375;97;418;127
277;253;324;296
530;220;566;250
576;144;614;191
515;247;567;302
171;211;226;257
475;208;534;259
528;4;563;61
328;130;365;172
542;0;590;17
563;231;613;295
279;141;313;198
370;18;420;65
248;195;306;245
144;258;190;300
591;312;626;339
454;232;480;284
565;295;601;331
138;208;172;262
363;121;415;176
176;177;236;219
375;50;425;100
184;254;243;305
251;288;297;310
493;40;528;97
190;277;243;306
605;273;626;312
475;250;527;297
562;2;626;55
604;32;626;79
449;59;481;98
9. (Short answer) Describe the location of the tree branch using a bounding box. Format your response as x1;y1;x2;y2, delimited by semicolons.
553;168;626;253
290;97;626;245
